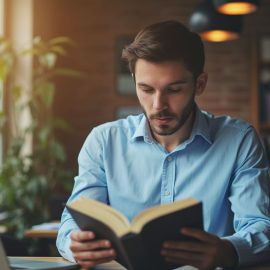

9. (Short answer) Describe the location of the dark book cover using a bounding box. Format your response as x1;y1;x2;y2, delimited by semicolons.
67;201;203;270
66;206;132;269
121;202;203;270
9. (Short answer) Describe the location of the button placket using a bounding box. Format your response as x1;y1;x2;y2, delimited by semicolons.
161;155;175;203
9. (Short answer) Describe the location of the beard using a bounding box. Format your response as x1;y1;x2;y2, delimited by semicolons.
142;96;196;136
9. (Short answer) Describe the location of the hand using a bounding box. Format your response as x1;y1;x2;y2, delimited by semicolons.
161;228;238;270
70;230;116;270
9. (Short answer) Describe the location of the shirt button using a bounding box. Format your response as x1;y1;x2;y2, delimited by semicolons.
164;191;170;196
167;156;173;161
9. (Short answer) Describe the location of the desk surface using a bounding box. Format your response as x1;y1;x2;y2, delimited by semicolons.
24;221;59;238
18;257;270;270
24;229;58;238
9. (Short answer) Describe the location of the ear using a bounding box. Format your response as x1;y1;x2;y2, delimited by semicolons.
195;72;208;96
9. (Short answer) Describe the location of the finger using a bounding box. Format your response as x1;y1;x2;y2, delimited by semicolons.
74;248;116;262
70;230;95;242
79;255;116;269
70;239;112;252
181;228;219;243
163;239;208;252
162;249;213;270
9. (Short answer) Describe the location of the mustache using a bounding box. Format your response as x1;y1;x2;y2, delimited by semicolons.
149;110;176;119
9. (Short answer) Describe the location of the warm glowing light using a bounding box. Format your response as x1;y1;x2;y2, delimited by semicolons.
217;3;257;15
200;30;239;42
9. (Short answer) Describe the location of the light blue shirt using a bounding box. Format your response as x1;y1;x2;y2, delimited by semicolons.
56;108;270;266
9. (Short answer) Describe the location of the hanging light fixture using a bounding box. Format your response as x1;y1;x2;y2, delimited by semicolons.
189;0;243;42
213;0;260;15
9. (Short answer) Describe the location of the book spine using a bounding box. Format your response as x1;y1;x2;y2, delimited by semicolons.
121;233;150;270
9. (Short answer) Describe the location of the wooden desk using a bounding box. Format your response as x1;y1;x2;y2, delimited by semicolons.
24;229;59;257
14;257;125;269
95;262;270;270
24;229;58;239
20;257;270;270
25;222;59;239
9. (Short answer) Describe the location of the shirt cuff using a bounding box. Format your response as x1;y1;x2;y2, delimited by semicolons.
56;230;76;262
223;234;269;266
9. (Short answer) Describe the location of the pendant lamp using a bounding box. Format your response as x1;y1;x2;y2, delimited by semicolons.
189;0;242;42
213;0;260;15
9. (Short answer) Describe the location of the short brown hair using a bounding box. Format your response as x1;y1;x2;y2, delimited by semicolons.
122;20;205;79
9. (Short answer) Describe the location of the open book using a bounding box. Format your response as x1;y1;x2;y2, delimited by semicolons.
67;197;203;270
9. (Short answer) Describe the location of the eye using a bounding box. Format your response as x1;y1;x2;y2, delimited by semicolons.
167;87;182;93
139;85;154;94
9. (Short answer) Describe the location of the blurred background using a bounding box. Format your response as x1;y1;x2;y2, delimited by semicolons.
32;0;270;170
0;0;270;256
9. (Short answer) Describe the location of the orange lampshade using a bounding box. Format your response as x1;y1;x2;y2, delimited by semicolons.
200;30;239;42
214;0;259;15
189;0;242;42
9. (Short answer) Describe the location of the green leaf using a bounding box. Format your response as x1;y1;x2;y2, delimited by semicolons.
38;126;50;145
36;82;55;107
24;121;37;133
50;45;67;56
0;64;9;81
11;85;23;101
0;39;10;50
0;40;14;81
33;36;42;45
0;56;13;81
0;35;78;238
21;48;41;56
39;52;57;69
49;36;75;46
51;141;66;162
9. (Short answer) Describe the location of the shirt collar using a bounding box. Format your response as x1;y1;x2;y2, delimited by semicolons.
130;107;213;145
190;106;213;145
130;114;154;144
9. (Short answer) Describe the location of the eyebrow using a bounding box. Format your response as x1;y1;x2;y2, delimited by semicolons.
137;79;188;88
167;79;188;86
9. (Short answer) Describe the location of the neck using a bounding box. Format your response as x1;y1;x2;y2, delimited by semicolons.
154;109;196;152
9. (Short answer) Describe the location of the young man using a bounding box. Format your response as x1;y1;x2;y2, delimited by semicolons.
56;21;270;269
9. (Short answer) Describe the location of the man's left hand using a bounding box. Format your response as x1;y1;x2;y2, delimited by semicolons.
161;228;238;270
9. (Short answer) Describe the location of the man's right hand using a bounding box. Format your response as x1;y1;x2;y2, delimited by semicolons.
70;230;116;269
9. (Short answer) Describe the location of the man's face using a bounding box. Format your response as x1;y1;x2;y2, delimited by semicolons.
135;59;206;137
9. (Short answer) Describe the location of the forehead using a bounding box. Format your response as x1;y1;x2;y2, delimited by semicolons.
134;59;193;83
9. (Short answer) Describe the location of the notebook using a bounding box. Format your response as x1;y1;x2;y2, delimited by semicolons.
0;239;79;270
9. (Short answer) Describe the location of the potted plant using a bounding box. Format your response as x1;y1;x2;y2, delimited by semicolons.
0;36;81;239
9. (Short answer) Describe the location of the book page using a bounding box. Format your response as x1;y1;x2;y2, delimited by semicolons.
130;198;199;233
68;197;131;237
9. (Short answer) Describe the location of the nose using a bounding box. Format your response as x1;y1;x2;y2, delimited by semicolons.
152;92;167;111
